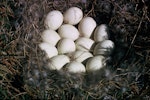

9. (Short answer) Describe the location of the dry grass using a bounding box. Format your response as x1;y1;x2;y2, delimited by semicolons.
0;0;150;99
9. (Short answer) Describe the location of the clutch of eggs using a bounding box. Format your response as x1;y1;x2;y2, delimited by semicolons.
39;7;115;73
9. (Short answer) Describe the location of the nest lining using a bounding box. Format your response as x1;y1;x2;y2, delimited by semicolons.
0;0;150;99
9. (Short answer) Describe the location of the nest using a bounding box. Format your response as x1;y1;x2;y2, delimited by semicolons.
0;0;150;99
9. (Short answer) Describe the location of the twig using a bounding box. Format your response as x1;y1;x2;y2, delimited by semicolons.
124;8;146;59
85;0;96;17
11;92;27;99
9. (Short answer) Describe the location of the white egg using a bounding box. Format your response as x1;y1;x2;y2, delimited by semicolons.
48;55;70;70
41;29;61;46
67;61;86;73
78;17;96;38
57;39;76;54
86;56;105;71
72;50;93;62
64;7;83;25
93;40;114;56
75;37;94;51
39;42;58;58
44;10;63;30
58;24;80;41
94;24;109;42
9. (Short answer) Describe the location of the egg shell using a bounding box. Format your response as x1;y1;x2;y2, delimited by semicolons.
57;38;76;54
93;40;114;56
72;50;93;62
67;61;86;73
44;10;63;30
41;29;61;46
94;24;109;42
39;42;58;58
75;37;94;51
86;56;105;71
78;17;96;38
48;55;70;70
64;7;83;25
58;24;80;41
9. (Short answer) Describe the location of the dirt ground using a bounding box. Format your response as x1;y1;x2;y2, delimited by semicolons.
0;0;150;99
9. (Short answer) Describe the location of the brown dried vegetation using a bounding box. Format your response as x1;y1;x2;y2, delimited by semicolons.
0;0;150;99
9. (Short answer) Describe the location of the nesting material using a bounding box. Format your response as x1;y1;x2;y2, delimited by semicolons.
6;0;149;99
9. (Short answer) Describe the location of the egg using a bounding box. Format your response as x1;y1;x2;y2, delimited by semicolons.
48;55;70;70
39;42;58;58
57;39;76;54
58;24;80;41
44;10;63;30
41;29;61;46
78;17;96;38
72;50;93;62
67;61;86;73
93;40;114;56
94;24;109;42
75;37;94;51
86;56;105;71
64;7;83;25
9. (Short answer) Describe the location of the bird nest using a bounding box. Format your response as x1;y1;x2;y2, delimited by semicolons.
0;0;150;99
